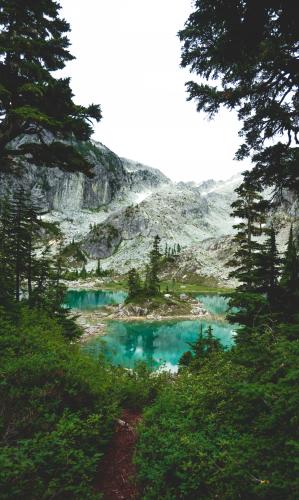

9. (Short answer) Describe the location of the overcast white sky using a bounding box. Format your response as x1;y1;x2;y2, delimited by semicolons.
60;0;251;183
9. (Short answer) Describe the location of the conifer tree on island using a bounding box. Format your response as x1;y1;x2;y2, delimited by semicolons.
0;0;101;174
145;235;161;296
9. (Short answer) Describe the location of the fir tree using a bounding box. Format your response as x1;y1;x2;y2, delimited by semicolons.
179;1;299;196
0;196;14;303
280;225;299;322
9;188;41;301
145;235;161;296
80;265;87;279
179;325;223;371
0;0;101;174
228;183;269;291
127;268;141;299
164;243;168;258
95;259;102;277
254;224;281;312
227;183;270;336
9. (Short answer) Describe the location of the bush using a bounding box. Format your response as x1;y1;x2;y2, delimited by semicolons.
107;362;173;410
136;336;299;499
0;306;118;499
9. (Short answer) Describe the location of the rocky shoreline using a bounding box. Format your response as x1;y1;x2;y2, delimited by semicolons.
74;301;226;343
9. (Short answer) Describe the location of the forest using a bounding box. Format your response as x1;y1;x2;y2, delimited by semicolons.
0;1;299;499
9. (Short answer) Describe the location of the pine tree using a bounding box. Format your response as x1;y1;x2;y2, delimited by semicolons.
0;0;101;174
179;325;223;371
164;243;168;258
95;259;102;277
227;183;270;335
254;224;281;311
228;183;268;291
280;225;299;322
80;265;87;279
127;268;141;299
145;235;161;296
30;245;52;309
0;196;15;303
9;189;35;301
179;1;299;196
281;226;298;292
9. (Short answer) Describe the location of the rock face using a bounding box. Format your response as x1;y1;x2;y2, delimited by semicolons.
0;136;247;285
0;140;169;212
0;140;128;211
79;175;242;285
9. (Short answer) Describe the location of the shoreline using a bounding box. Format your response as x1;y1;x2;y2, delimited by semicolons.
64;279;234;295
75;309;229;343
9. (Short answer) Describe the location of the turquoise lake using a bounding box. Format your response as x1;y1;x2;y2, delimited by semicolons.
64;290;127;310
196;294;229;316
69;289;235;372
81;319;235;372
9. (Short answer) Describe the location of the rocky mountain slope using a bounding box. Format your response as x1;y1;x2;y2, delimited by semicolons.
1;137;293;287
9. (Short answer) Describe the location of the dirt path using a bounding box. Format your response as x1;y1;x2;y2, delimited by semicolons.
96;409;142;500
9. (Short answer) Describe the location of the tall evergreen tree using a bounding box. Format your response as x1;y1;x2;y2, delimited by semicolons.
127;268;141;299
145;235;161;296
95;259;102;277
281;226;298;292
179;1;299;196
10;188;33;301
255;223;281;311
228;183;268;291
0;196;14;303
0;0;101;174
227;183;270;335
280;225;299;322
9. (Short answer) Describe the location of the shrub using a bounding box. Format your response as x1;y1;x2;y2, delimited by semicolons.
0;306;118;499
136;338;299;499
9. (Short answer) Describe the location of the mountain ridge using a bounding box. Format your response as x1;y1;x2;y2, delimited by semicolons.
1;137;288;287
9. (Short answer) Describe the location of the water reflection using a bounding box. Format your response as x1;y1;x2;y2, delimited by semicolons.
64;290;127;310
196;294;230;316
82;319;235;372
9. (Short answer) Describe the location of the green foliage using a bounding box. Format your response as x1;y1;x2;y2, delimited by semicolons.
179;325;224;372
126;235;163;302
136;335;299;499
0;0;101;175
163;242;181;263
61;241;87;267
179;1;299;196
0;306;119;499
127;268;142;300
104;361;173;411
144;235;162;296
228;182;269;291
39;220;63;241
94;259;113;278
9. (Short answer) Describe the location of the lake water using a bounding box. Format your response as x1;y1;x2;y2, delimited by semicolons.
82;319;235;372
64;290;127;310
196;294;229;316
66;289;235;372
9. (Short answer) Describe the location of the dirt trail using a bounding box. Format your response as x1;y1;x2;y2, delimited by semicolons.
96;409;142;500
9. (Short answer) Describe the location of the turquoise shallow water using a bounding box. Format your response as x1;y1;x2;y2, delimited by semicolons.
82;319;236;372
196;294;230;316
65;290;235;371
64;290;127;310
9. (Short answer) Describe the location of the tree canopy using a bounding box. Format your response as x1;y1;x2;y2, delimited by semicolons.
0;0;102;175
179;0;299;195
